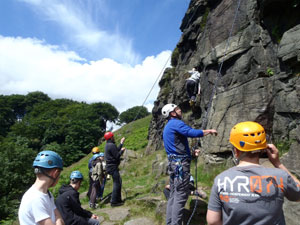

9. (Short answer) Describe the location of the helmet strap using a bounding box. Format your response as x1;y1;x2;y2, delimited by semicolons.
36;167;59;186
231;148;247;165
231;148;239;165
171;110;181;119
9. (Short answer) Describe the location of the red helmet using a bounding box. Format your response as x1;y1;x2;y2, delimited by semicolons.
104;132;114;140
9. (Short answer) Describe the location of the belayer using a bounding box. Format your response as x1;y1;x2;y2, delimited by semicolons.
161;103;217;225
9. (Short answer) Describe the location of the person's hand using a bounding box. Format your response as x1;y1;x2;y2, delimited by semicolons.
194;149;201;157
204;129;218;136
121;147;126;151
266;144;281;168
91;214;98;219
120;137;125;144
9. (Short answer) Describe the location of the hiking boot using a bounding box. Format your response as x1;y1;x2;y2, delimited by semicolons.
111;201;124;207
189;100;195;107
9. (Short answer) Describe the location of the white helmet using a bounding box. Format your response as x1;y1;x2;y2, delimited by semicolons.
161;103;177;118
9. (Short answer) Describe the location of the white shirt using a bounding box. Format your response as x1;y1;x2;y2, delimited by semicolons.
18;185;56;225
187;70;201;82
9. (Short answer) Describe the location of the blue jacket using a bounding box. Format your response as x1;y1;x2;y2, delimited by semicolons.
163;118;203;157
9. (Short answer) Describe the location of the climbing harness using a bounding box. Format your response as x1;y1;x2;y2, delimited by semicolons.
168;154;191;180
186;0;243;224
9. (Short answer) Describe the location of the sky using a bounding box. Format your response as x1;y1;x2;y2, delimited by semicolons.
0;0;190;114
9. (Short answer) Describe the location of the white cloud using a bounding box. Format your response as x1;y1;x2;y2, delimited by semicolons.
18;0;140;64
0;36;170;112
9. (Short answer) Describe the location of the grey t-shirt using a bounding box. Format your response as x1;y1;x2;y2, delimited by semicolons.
208;165;300;225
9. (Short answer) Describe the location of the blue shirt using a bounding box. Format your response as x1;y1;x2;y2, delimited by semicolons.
163;118;203;157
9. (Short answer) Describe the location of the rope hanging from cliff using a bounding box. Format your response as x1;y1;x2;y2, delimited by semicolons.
132;55;171;122
187;0;243;224
121;55;170;170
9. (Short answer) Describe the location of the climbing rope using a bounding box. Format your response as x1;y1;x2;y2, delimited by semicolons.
187;0;242;224
132;55;171;122
117;54;171;202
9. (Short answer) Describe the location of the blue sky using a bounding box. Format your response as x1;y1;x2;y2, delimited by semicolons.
0;0;189;113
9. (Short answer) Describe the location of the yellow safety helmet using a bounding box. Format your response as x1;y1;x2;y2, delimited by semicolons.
92;147;100;154
229;121;267;152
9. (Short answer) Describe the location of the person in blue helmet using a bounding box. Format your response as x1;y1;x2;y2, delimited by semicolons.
97;153;107;200
18;150;64;225
87;147;100;200
56;171;100;225
90;153;106;208
161;103;217;225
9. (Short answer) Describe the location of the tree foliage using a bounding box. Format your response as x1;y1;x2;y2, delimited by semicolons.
0;92;119;221
0;137;36;220
118;106;150;124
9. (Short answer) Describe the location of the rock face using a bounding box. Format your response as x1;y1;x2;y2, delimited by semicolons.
147;0;300;223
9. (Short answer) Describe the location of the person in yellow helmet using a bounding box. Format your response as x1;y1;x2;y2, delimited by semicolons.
206;121;300;225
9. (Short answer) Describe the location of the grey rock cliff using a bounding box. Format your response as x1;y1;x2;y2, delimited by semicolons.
147;0;300;223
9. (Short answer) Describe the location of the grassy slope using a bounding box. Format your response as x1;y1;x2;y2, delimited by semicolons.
51;115;228;224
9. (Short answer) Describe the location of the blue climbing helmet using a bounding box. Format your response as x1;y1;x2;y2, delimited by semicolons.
33;150;63;169
93;152;104;160
70;171;83;180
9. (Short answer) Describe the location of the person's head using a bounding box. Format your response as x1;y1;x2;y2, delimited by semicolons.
161;103;182;119
33;150;63;187
104;131;114;141
70;170;83;190
98;152;105;160
93;152;104;162
92;146;100;154
229;121;267;163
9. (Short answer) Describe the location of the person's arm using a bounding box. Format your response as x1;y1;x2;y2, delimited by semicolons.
38;209;65;225
39;218;55;225
54;209;65;225
69;191;93;218
206;210;222;225
207;177;223;225
117;137;126;150
266;144;300;187
176;120;204;137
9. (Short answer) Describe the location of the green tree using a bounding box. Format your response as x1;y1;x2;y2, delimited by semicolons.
0;96;15;137
118;106;150;124
91;102;119;130
6;94;27;120
25;91;51;114
0;137;36;221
